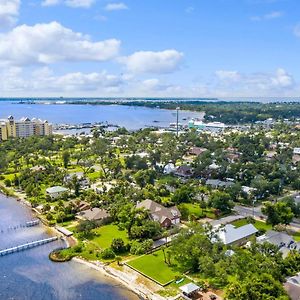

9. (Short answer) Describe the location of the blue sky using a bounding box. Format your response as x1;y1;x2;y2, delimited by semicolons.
0;0;299;97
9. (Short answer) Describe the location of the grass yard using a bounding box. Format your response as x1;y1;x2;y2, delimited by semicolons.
231;218;272;231
292;231;300;242
127;250;182;286
87;171;101;180
182;203;217;219
91;224;129;249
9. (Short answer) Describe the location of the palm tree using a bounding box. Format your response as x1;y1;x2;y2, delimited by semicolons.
162;245;167;264
115;256;122;266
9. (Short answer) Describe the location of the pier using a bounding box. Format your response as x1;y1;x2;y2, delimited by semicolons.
0;237;58;256
0;219;40;233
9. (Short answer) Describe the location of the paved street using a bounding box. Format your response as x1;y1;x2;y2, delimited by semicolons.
234;205;300;230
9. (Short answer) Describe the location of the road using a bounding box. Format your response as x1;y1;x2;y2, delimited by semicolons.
234;205;300;230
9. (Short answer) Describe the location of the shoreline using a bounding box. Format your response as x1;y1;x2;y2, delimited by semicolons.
0;191;164;300
72;258;164;300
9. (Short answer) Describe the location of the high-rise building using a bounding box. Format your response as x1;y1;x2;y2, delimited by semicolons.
0;116;53;141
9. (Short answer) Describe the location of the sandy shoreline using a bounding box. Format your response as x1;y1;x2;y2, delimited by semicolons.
72;258;158;300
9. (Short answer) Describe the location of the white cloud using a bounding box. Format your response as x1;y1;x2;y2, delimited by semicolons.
42;0;60;6
104;2;128;11
65;0;94;8
119;50;184;74
42;0;95;8
0;67;124;95
0;22;120;65
215;70;241;82
0;0;20;28
271;68;293;88
294;24;300;37
250;11;283;21
212;68;295;96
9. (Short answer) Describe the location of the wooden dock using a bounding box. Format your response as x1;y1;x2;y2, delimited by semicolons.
0;236;58;256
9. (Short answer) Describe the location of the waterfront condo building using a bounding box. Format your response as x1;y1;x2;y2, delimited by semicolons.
0;116;53;141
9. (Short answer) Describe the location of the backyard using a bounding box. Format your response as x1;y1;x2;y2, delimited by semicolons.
126;249;182;286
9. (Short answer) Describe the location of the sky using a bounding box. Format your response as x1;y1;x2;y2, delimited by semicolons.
0;0;299;97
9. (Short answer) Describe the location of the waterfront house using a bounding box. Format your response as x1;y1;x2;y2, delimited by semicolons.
76;208;111;223
136;199;181;228
46;186;68;199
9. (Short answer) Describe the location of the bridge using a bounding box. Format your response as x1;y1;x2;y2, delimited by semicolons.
0;236;58;256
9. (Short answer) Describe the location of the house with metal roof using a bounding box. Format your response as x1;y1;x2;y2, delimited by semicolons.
46;186;68;199
179;283;201;298
213;223;258;246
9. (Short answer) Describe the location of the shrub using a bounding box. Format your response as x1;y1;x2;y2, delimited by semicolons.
4;179;11;187
73;244;83;253
130;239;153;255
101;248;115;259
111;238;126;254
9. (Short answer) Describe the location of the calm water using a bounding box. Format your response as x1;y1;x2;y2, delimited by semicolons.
0;194;140;300
0;102;204;130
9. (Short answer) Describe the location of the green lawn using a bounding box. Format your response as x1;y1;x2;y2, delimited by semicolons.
87;171;101;180
292;231;300;242
91;224;129;249
182;203;216;219
231;219;272;231
127;250;181;286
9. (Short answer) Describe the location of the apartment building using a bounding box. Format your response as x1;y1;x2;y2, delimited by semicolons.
0;116;53;141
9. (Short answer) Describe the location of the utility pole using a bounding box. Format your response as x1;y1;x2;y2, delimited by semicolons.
176;107;180;137
252;196;257;218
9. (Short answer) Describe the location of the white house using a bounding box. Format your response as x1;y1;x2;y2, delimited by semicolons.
213;224;258;246
46;186;68;199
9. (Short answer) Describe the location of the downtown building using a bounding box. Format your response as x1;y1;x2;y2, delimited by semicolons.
0;116;53;141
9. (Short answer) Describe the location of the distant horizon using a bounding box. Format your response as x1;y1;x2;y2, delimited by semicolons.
1;97;300;104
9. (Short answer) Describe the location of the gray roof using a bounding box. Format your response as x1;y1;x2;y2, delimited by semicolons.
77;208;110;221
285;273;300;300
257;230;295;249
137;199;181;224
284;282;300;300
46;186;68;194
216;224;258;245
180;283;200;295
206;179;234;188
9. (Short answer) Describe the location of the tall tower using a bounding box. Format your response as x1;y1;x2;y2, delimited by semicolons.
176;107;180;137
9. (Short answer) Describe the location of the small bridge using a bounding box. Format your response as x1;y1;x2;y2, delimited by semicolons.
0;236;58;257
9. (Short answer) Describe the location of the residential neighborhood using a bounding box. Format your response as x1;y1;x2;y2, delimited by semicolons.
2;111;300;300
